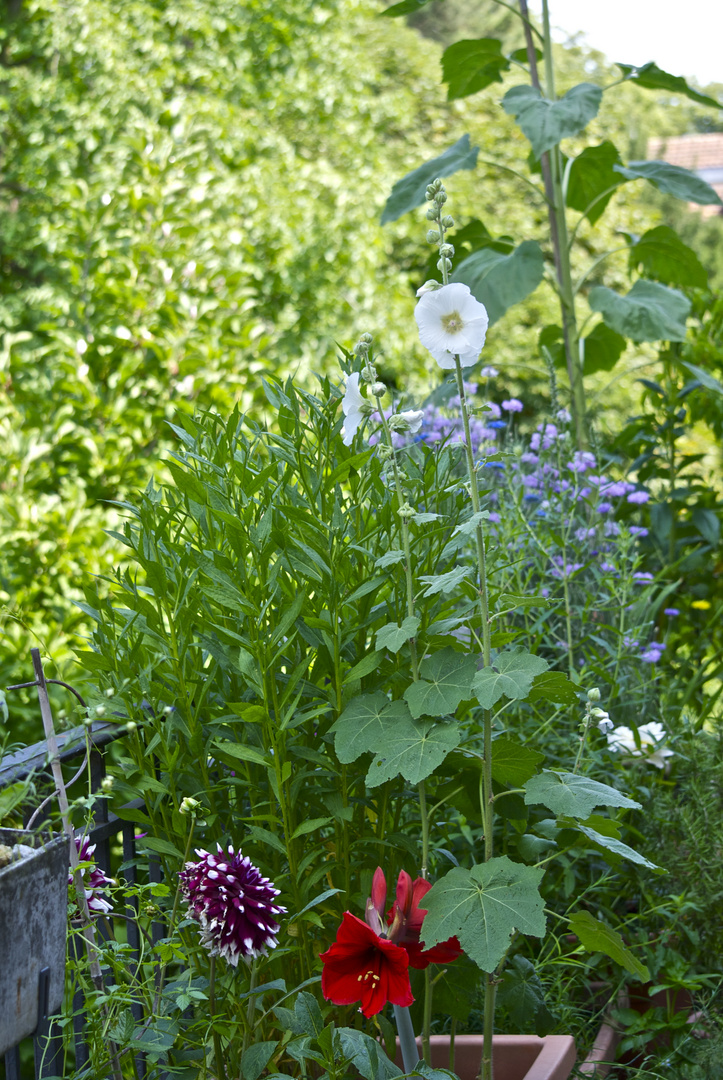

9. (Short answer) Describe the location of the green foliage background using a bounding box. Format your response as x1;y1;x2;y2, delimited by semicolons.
1;0;721;738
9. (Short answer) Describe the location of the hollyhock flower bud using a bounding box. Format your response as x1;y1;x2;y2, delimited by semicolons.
180;846;286;966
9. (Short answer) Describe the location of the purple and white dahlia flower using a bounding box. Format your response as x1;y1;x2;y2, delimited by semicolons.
179;845;286;965
72;835;113;915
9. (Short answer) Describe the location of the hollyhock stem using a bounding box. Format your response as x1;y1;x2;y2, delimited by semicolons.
393;1005;419;1072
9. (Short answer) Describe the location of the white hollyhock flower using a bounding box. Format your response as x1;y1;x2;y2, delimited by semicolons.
415;282;489;370
341;372;367;446
607;722;674;769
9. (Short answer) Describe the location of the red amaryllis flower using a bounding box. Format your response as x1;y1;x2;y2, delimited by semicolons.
179;845;286;966
371;866;462;971
320;912;413;1018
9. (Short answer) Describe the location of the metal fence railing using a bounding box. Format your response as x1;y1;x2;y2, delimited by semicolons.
1;652;160;1080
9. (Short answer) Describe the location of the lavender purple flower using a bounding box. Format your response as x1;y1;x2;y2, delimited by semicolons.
180;845;286;966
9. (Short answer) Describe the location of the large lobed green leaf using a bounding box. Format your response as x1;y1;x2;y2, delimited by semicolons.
629;226;708;289
366;717;461;788
566;141;624;225
452;241;544;325
524;771;640;818
472;647;549;709
441;39;510;101
381;135;480;224
502;83;602;158
589;280;691;342
614;160;722;206
616;61;721;110
421;857;546;973
403;647;477;719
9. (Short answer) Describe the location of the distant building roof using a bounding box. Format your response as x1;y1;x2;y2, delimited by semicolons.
646;133;723;216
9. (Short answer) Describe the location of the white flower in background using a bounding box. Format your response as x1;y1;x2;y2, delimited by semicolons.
607;722;674;769
341;372;367;446
415;283;489;370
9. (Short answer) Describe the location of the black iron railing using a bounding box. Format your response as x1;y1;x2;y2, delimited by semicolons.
1;653;161;1080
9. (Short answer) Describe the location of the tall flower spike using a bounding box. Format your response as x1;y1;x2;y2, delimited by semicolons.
415;283;489;370
180;845;286;966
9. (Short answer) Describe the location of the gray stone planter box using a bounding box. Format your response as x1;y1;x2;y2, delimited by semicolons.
0;829;68;1056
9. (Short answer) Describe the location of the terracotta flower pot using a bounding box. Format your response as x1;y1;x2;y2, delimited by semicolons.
396;1033;577;1080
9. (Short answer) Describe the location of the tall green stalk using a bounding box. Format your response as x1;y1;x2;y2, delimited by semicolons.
519;0;587;448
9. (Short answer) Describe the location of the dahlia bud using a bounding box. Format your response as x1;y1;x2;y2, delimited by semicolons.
180;797;202;815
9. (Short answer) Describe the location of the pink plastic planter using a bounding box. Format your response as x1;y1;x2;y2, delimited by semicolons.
397;1034;577;1080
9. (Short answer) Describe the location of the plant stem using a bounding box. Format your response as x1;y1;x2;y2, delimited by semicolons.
518;0;587;448
242;959;259;1055
393;1005;420;1072
209;956;226;1079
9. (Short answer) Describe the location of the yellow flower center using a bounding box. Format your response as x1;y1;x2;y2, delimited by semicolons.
441;311;464;335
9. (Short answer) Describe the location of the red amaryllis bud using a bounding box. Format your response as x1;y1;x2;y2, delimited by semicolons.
320;912;413;1018
390;875;462;970
179;845;286;966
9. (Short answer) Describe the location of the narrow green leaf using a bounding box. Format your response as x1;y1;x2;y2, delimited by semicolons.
140;836;184;859
575;823;661;870
421;857;546;972
614;160;722;205
680;362;723;398
502;83;602;158
568;910;650;981
441;38;510;101
616;61;721;109
343;649;385;685
379;0;433;15
290;817;334;840
213;740;270;768
524;771;640;818
381;135;479;224
497;593;548;611
589;280;691;342
452;241;544;325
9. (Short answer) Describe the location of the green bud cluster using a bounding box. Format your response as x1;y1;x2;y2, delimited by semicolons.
371;381;386;397
587;687;601;702
426;229;440;244
397;503;415;519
